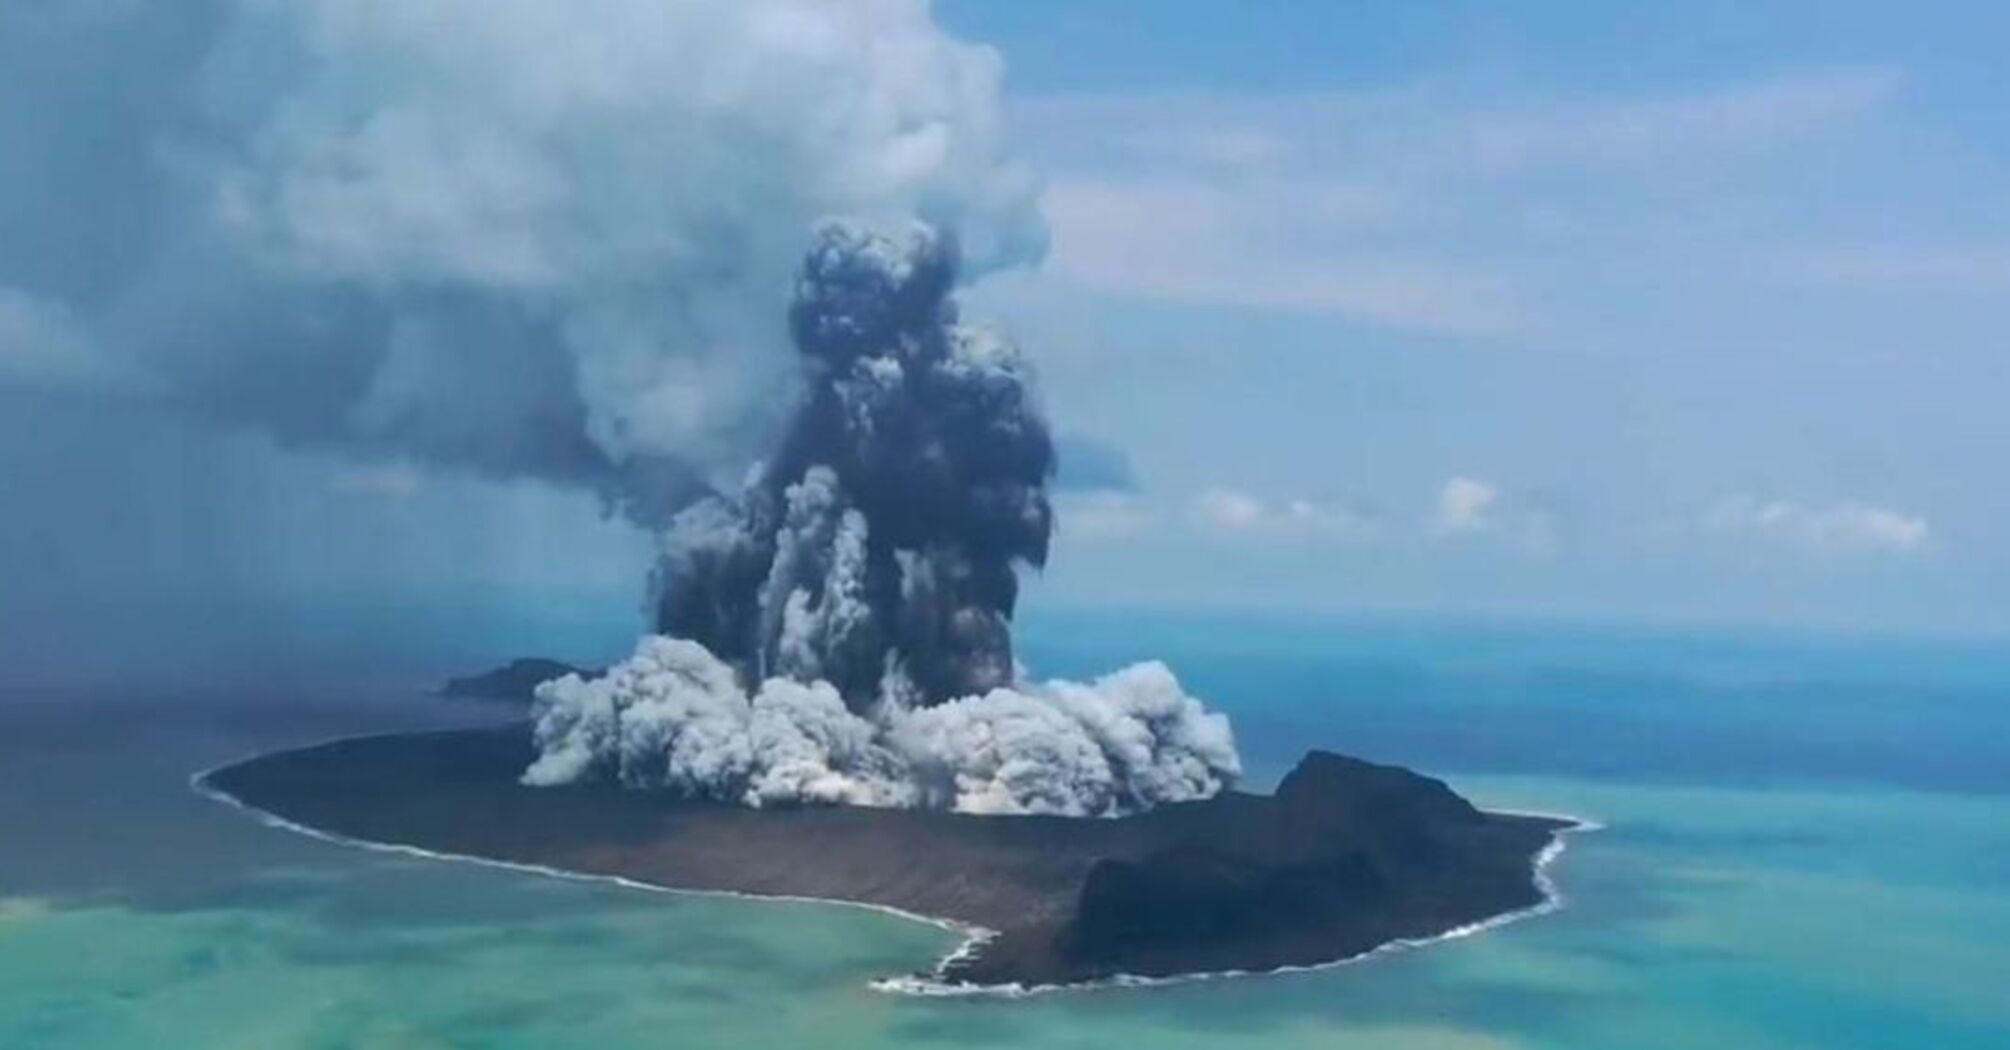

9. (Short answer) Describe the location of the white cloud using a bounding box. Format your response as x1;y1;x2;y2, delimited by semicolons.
1434;476;1500;534
1194;488;1267;531
1458;67;1897;174
1055;490;1157;541
1014;67;1909;343
1016;68;1895;172
1192;488;1376;540
1040;176;1523;336
1782;245;2010;293
1703;495;1930;554
1119;124;1290;171
1428;476;1563;554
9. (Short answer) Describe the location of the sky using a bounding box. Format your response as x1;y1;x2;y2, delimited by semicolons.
937;0;2010;633
3;0;2008;682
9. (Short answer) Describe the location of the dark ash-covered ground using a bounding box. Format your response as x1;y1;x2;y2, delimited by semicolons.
199;726;1572;989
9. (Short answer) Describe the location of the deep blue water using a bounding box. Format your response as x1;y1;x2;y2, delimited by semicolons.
1021;610;2010;793
2;608;2006;1048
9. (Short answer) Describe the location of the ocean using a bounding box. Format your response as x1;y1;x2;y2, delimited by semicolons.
3;610;2006;1049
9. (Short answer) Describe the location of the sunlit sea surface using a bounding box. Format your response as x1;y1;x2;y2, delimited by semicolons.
3;610;2007;1049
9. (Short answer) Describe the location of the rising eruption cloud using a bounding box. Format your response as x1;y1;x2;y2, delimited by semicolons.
526;227;1241;815
0;0;1046;523
0;0;1241;814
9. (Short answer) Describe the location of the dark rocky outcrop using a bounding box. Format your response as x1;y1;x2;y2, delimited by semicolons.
199;726;1575;989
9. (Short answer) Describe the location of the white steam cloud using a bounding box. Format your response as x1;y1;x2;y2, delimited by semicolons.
525;635;1241;817
0;0;1043;521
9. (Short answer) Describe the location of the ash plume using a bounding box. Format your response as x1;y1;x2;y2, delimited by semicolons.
0;0;1241;814
0;0;1043;525
654;223;1052;705
527;227;1242;815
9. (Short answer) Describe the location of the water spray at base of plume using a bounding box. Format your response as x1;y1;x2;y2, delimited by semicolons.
523;223;1242;815
524;636;1239;816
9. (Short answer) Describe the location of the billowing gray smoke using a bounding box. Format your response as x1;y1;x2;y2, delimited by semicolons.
526;227;1242;815
524;636;1240;816
0;0;1043;525
0;1;1242;814
655;223;1051;705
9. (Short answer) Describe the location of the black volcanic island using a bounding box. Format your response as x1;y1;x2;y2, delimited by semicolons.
201;725;1575;989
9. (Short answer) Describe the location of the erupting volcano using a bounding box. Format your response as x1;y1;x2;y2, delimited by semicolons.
518;223;1241;817
200;225;1580;993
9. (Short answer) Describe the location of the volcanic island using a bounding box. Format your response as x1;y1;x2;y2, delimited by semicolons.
200;225;1578;990
198;723;1577;991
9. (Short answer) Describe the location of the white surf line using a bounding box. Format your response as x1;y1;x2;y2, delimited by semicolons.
189;734;1595;999
877;811;1599;998
187;735;995;966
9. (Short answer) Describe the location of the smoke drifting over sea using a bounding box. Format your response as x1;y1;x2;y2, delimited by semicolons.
527;228;1240;815
0;0;1043;524
0;0;1240;814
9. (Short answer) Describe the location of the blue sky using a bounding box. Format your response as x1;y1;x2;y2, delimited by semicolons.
3;0;2007;659
926;0;2010;632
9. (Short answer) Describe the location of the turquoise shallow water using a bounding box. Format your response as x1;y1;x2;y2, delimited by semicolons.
3;615;2007;1049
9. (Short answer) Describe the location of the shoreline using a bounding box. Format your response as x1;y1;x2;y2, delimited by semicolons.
190;730;1592;996
876;812;1594;997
